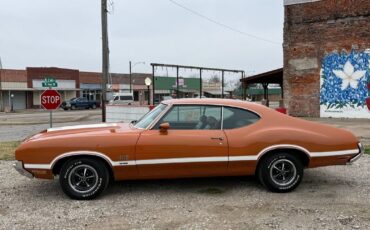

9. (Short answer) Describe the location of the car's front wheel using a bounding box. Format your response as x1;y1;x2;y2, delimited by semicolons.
59;158;110;200
257;152;303;193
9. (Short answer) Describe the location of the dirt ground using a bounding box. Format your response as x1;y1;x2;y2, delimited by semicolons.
1;155;369;230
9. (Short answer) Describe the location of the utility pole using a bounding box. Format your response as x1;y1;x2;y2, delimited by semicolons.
101;0;109;122
129;61;132;93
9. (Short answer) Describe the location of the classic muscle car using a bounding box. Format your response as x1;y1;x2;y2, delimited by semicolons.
14;99;364;199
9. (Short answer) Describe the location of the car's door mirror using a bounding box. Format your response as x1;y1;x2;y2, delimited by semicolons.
159;122;170;133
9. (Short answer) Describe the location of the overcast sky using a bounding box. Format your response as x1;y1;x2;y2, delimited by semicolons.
0;0;283;75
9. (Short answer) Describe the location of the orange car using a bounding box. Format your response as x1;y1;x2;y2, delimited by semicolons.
14;99;364;199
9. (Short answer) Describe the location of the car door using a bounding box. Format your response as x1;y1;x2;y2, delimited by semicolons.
135;105;228;178
222;106;261;175
76;98;86;108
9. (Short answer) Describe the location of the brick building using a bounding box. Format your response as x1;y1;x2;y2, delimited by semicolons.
240;0;369;118
284;0;370;118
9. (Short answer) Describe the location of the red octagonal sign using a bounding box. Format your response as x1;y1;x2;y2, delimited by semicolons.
41;89;62;110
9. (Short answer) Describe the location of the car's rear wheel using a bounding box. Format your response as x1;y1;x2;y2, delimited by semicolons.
92;104;97;109
71;105;76;110
257;152;303;193
59;158;110;200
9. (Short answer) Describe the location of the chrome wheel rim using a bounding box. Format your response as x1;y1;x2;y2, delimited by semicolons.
269;159;297;186
68;164;98;193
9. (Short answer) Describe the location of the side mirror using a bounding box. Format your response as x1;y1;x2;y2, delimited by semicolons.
159;122;170;133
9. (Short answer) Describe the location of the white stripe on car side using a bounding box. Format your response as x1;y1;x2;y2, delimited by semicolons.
22;148;359;170
310;149;359;157
24;164;51;169
136;156;228;165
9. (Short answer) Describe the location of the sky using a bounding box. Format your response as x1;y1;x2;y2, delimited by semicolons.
0;0;284;75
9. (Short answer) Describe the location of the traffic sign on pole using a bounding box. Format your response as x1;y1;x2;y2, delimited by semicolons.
41;90;62;110
40;89;61;128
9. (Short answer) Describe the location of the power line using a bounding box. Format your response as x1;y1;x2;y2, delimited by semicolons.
168;0;281;45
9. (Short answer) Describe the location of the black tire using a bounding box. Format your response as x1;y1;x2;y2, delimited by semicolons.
92;104;97;109
257;152;303;193
59;158;110;200
71;105;76;110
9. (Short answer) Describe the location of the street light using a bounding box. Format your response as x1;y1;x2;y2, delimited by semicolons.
10;93;14;112
145;77;152;105
129;61;145;93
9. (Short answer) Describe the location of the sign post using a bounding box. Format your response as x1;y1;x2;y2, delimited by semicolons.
41;89;61;127
41;77;60;127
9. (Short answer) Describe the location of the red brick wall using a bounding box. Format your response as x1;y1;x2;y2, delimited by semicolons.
26;67;80;88
283;0;370;117
0;69;27;82
79;71;101;84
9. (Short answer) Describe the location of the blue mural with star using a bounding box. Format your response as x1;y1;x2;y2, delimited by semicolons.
320;50;369;110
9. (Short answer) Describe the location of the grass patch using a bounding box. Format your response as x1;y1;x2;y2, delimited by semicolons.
0;141;20;160
198;187;225;195
365;146;370;155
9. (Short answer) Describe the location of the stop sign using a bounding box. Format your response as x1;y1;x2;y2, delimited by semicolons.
41;89;62;110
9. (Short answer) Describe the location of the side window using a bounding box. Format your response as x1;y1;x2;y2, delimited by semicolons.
120;96;132;100
113;96;119;101
156;105;222;130
222;107;260;129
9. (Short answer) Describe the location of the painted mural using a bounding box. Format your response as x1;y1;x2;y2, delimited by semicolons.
320;50;370;118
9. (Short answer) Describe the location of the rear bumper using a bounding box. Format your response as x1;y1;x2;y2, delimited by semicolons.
13;161;33;178
348;142;364;164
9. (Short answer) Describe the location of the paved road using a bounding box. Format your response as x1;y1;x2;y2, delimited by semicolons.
0;112;368;145
0;109;101;125
0;110;101;141
1;156;369;229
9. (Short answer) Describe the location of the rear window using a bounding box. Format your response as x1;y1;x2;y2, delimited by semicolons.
222;107;260;129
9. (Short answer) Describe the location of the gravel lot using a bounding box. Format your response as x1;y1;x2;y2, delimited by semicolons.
1;155;369;230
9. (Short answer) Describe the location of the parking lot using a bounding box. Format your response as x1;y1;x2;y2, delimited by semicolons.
1;156;369;229
0;111;369;229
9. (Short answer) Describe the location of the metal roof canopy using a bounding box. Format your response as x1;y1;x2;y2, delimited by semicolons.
240;68;283;101
240;68;283;85
150;63;245;104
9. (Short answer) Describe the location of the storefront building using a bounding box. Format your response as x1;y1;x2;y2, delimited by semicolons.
0;67;153;111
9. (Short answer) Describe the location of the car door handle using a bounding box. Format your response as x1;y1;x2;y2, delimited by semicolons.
211;137;224;141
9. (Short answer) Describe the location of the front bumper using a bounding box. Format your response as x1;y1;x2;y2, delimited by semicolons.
348;142;364;164
13;161;33;178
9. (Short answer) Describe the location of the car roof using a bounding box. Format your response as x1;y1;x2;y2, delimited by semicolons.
161;98;272;115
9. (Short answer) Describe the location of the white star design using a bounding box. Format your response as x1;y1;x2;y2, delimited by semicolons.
332;60;366;90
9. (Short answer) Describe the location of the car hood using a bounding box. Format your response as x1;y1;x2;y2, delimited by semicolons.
26;123;136;142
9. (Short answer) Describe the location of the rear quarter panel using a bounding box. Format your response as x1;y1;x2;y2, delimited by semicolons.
225;110;359;174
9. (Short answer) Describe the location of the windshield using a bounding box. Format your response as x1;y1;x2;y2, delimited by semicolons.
134;103;167;129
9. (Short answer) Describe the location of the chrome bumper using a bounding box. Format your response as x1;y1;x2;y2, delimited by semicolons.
348;142;364;164
13;161;33;178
